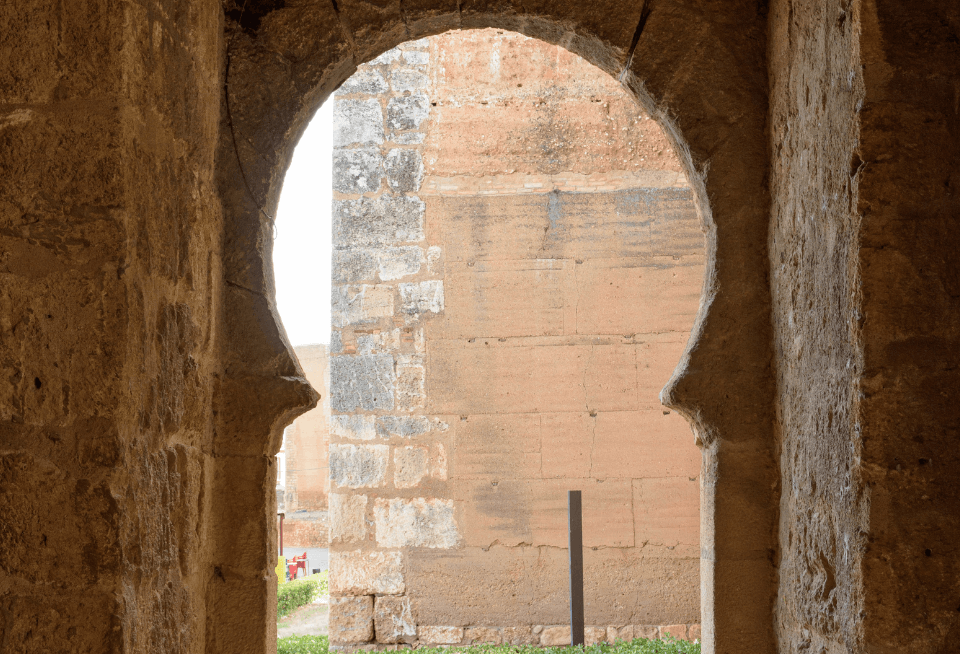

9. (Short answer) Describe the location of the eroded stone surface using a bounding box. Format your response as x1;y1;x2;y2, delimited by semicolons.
330;596;375;643
374;596;416;644
330;444;389;488
418;626;464;645
374;497;459;548
330;550;404;595
329;355;396;412
330;493;368;543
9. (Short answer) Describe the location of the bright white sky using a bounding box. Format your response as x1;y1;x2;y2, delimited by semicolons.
273;101;334;346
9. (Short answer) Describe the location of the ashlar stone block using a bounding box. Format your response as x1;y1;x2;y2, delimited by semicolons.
376;416;431;438
333;98;384;147
332;285;394;328
330;444;389;489
399;280;443;315
390;69;428;93
504;626;539;645
330;354;395;412
418;626;463;645
585;627;607;645
333;148;383;195
334;194;425;247
330;414;377;440
330;493;368;543
333;250;379;283
374;497;458;548
330;550;404;595
374;596;416;644
394;446;429;488
384;149;424;193
337;69;388;95
378;246;422;280
387;92;429;132
540;626;570;646
465;627;502;645
330;596;374;643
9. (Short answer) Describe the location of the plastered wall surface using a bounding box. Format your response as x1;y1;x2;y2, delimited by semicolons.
326;30;703;648
282;345;332;546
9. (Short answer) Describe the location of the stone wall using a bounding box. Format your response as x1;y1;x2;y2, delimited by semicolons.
282;344;332;546
327;30;703;648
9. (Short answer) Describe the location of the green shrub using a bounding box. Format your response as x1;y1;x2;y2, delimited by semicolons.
277;635;329;654
277;571;329;619
275;636;698;654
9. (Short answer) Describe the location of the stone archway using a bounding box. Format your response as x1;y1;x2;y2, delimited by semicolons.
214;2;776;653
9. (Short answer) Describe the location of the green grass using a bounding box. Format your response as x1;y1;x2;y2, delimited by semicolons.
278;635;329;654
277;571;329;619
276;636;699;654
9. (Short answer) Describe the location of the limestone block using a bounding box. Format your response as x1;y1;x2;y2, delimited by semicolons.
330;596;374;643
333;99;383;147
332;285;394;327
330;415;377;441
338;69;388;95
402;50;429;66
384;149;424;193
390;69;429;93
374;596;416;644
370;47;401;65
465;627;502;645
660;625;687;639
333;148;383;195
330;354;395;412
688;624;701;641
503;626;538;645
394;446;429;488
330;331;343;354
333;250;379;283
399;280;444;315
430;443;448;481
426;246;442;273
395;359;425;411
378;246;422;280
418;626;463;645
376;416;431;438
387;92;429;132
391;132;426;145
611;625;634;642
374;498;459;548
334;194;425;247
540;626;570;646
634;625;659;639
330;550;404;595
330;444;389;488
585;627;607;645
330;493;368;543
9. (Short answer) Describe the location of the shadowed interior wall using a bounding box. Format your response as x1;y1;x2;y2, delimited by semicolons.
770;0;960;652
326;30;703;648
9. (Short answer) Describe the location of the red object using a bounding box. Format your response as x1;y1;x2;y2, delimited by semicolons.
287;552;308;580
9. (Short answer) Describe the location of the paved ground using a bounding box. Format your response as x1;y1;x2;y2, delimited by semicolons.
278;601;329;638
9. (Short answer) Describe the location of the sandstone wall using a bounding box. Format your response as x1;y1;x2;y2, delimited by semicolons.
282;344;332;546
327;30;704;648
0;1;229;651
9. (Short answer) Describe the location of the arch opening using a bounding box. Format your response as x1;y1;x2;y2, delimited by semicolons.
272;27;705;649
215;4;777;653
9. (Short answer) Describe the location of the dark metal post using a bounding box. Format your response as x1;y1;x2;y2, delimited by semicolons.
568;490;585;646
